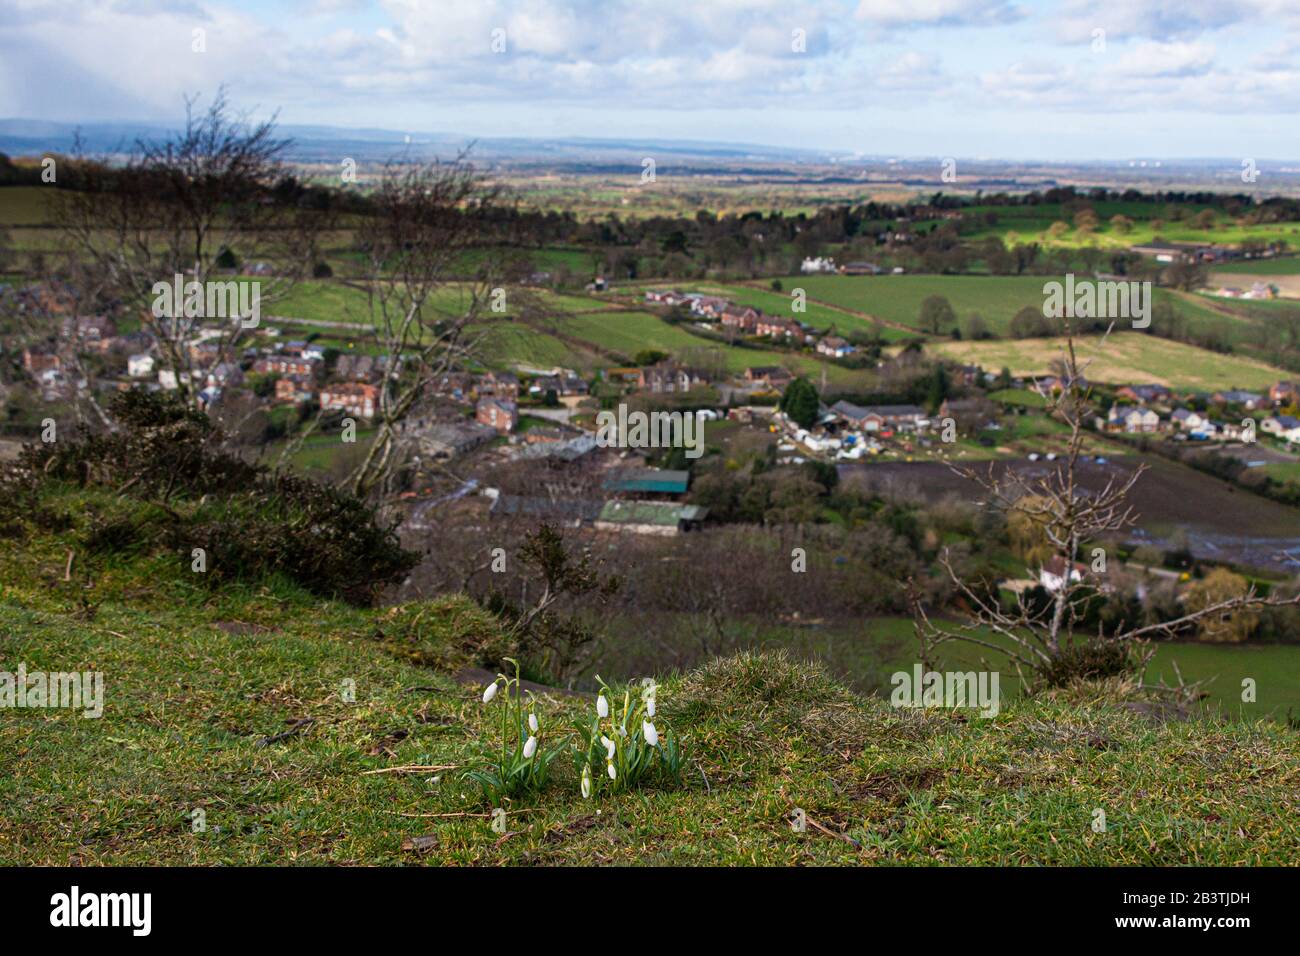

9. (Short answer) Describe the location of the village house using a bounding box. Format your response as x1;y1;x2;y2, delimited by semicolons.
187;341;222;368
127;353;156;378
1270;381;1299;407
1106;405;1161;433
61;315;117;342
954;364;984;388
754;315;802;339
1212;389;1265;410
254;354;316;377
205;362;244;389
721;304;762;333
476;396;518;434
689;296;729;319
476;370;520;401
800;257;836;274
1170;408;1204;432
1116;383;1172;406
334;354;377;382
1038;556;1088;593
744;366;794;391
320;382;379;420
816;336;854;358
529;373;589;399
275;375;315;404
832;401;927;433
21;347;60;375
1033;373;1089;395
1262;415;1300;443
644;289;692;306
638;363;707;394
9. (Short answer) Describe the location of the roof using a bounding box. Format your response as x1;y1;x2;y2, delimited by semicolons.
597;500;708;526
603;468;691;494
492;495;602;522
832;401;925;420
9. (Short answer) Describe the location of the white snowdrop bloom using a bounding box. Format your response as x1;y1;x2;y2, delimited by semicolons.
597;694;609;718
523;735;538;759
646;698;656;717
601;735;616;760
643;721;659;747
581;765;593;799
607;761;617;780
528;713;539;733
482;681;499;704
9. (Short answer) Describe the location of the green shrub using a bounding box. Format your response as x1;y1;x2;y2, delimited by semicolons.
1037;640;1140;688
14;391;418;605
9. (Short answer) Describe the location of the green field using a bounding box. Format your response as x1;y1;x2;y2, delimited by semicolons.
1211;256;1300;275
785;274;1056;334
924;331;1290;392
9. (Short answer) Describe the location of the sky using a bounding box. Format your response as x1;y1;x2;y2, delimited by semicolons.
1;0;1298;160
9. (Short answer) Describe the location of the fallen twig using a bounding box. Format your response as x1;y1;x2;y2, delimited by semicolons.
255;717;316;748
362;764;458;776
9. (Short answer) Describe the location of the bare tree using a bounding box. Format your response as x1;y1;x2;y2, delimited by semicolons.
51;88;326;409
342;155;512;499
913;318;1300;687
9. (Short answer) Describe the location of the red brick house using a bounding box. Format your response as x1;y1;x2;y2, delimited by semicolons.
254;355;316;377
21;347;61;374
477;397;517;434
720;305;760;332
275;376;315;404
320;382;379;420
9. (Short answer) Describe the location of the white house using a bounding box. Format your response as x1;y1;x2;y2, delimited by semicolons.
1107;405;1160;433
127;353;155;378
816;336;855;358
1039;556;1086;593
1171;408;1209;432
1262;415;1300;443
800;256;836;274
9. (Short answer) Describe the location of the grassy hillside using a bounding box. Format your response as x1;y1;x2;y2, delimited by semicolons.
3;487;1300;865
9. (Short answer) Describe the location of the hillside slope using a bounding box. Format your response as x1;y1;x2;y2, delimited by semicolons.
2;494;1300;865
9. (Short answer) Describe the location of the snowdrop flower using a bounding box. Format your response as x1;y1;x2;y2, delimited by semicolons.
596;694;609;718
601;735;616;760
523;735;538;759
643;721;659;747
482;681;499;704
528;712;539;734
646;697;656;717
607;761;617;780
581;764;593;799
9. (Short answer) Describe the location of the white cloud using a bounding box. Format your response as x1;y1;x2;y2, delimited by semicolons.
1114;41;1215;77
855;0;1022;27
